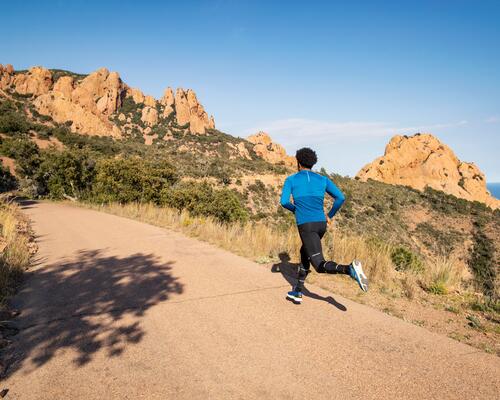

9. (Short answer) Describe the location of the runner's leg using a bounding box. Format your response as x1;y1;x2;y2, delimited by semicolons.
295;245;310;292
299;222;351;275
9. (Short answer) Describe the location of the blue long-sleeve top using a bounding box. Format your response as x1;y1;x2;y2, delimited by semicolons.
280;170;345;225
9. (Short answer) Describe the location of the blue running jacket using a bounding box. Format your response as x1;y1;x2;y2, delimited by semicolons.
280;170;345;225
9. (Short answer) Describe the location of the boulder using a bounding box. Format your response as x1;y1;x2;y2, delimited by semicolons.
53;76;74;99
12;66;53;95
174;88;190;126
128;87;145;104
356;133;500;209
72;67;123;115
161;87;174;107
247;132;295;168
33;92;121;137
141;106;159;126
144;95;156;107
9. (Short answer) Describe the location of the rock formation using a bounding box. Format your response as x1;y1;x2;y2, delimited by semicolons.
0;64;216;137
72;68;123;115
30;67;123;137
141;106;159;126
247;132;295;168
356;133;500;209
174;88;214;134
12;66;53;96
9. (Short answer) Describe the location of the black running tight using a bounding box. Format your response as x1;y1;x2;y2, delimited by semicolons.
295;221;350;291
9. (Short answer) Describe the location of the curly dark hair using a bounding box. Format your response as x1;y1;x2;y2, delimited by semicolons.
295;147;317;168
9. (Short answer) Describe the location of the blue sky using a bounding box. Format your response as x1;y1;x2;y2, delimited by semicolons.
2;0;499;180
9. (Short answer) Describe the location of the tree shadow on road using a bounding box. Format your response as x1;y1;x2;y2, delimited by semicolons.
3;249;183;378
271;252;347;311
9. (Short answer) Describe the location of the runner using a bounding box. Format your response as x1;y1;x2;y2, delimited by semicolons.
280;147;369;304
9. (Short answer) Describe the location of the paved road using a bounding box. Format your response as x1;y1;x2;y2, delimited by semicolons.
3;202;499;399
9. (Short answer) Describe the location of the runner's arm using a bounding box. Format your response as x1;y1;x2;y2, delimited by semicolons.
280;177;296;213
326;178;345;218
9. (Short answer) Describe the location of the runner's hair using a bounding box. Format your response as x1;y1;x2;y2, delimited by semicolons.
295;147;317;168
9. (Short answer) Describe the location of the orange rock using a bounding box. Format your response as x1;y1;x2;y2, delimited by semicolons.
33;92;121;137
72;67;123;115
141;106;159;126
174;88;213;133
12;66;52;96
128;87;145;104
144;95;156;108
174;88;190;127
247;132;295;168
53;76;74;99
161;87;174;107
356;133;499;209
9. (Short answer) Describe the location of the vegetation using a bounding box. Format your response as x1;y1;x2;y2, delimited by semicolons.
469;219;497;298
0;200;33;302
49;69;87;83
390;246;424;273
0;83;498;354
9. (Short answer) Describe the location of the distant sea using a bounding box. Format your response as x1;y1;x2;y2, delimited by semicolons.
487;183;500;199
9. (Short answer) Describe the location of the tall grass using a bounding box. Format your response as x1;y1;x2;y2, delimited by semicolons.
80;202;396;286
0;200;32;301
82;202;300;260
423;255;466;295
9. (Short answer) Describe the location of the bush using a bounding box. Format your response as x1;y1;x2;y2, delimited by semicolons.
391;246;424;273
51;126;121;156
33;149;96;199
0;103;31;135
0;137;40;177
92;158;177;204
160;181;247;223
0;164;17;192
469;226;497;298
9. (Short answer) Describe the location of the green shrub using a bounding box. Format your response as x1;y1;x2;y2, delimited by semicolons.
160;181;247;223
0;102;31;135
51;126;121;156
0;164;17;192
469;226;497;298
33;149;96;199
0;137;40;177
92;158;177;203
391;246;424;273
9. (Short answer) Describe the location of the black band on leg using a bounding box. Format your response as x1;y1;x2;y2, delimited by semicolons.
295;265;309;292
322;261;351;275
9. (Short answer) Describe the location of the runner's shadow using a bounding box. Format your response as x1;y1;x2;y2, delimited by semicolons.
271;252;347;311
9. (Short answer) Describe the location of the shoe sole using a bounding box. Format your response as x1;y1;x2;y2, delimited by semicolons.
286;294;302;304
352;260;369;292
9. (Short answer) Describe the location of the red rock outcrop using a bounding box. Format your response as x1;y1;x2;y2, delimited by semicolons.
1;64;216;137
247;132;295;168
356;133;499;209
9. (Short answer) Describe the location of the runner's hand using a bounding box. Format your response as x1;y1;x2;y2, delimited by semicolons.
326;215;332;226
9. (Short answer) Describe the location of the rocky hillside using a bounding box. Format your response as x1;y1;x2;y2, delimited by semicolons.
356;133;499;210
0;64;214;138
0;63;295;170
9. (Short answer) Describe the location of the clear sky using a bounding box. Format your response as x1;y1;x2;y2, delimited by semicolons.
2;0;499;180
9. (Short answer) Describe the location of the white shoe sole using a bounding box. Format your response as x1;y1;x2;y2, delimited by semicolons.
352;260;369;292
286;294;303;303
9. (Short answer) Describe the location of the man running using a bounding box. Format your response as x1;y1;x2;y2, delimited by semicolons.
280;147;369;304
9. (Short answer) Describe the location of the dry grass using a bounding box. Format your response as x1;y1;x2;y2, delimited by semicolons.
79;202;397;286
327;230;394;284
423;255;466;295
77;202;477;298
81;202;301;261
0;200;33;301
